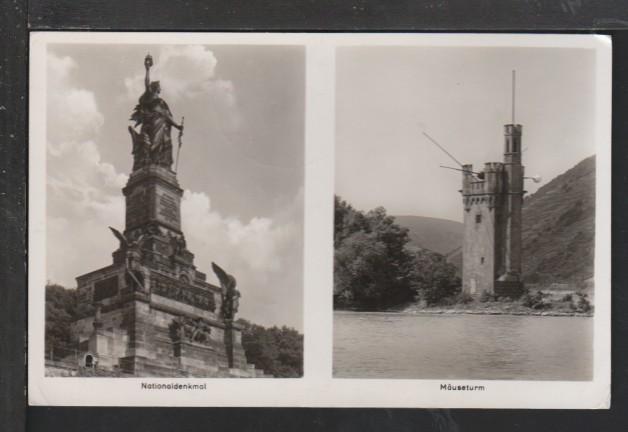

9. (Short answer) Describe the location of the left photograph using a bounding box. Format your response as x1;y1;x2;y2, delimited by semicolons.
39;43;304;378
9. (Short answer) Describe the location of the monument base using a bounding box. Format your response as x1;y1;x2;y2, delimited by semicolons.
68;263;269;378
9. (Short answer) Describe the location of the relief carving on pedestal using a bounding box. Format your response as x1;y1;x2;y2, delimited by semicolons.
152;273;216;312
169;316;213;345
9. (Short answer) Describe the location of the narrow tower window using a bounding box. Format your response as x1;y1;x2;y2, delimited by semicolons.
475;214;482;224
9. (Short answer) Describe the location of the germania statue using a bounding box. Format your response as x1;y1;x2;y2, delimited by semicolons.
128;53;184;171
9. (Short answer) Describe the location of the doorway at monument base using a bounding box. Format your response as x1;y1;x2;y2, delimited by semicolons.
52;265;271;378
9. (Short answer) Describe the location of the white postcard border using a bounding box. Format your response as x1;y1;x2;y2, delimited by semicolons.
28;32;611;408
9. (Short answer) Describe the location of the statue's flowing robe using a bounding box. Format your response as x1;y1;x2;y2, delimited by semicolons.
130;93;174;167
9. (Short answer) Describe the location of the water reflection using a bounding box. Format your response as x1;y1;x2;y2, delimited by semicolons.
333;312;593;380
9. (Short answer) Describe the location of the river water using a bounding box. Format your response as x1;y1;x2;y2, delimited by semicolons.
333;311;593;380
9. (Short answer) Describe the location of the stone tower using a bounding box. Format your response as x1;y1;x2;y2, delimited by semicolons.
460;124;525;298
69;55;266;377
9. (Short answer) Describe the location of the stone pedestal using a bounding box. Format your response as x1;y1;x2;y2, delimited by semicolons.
123;165;183;233
69;159;263;377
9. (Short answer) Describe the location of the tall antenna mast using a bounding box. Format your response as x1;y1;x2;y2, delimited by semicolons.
512;69;516;124
422;131;464;168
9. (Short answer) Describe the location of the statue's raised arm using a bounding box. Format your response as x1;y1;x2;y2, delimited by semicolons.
144;53;153;91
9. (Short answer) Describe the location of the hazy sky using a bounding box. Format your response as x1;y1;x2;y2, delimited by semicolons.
336;46;597;222
46;44;304;329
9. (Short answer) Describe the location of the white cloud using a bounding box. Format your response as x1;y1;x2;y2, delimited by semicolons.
182;190;301;273
123;45;232;101
46;140;126;287
48;53;104;145
181;189;303;328
46;52;126;287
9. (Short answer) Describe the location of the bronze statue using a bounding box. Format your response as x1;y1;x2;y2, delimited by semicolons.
128;53;183;170
212;262;240;321
212;262;240;367
109;226;146;291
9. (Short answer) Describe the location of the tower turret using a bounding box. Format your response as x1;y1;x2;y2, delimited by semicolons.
504;124;522;164
496;124;524;296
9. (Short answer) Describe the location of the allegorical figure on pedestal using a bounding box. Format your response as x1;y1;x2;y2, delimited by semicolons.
212;262;241;368
212;262;241;321
108;226;147;292
128;53;184;170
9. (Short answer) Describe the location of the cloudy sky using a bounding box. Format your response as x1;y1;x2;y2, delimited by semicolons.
46;44;304;330
336;46;597;222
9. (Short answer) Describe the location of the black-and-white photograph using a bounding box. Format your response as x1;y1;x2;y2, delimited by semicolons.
28;33;610;408
39;42;304;379
333;44;603;381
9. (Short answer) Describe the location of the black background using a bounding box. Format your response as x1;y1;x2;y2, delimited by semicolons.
2;1;628;431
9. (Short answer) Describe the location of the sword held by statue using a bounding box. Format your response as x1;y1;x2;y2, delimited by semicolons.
175;116;184;174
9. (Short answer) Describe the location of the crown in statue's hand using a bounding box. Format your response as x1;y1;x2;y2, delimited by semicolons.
145;54;153;69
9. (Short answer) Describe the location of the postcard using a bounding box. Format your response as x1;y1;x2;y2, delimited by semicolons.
28;32;611;408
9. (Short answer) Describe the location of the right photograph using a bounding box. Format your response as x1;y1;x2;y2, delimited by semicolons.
333;45;597;380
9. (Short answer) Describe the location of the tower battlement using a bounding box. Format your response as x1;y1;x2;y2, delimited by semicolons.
461;162;506;198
